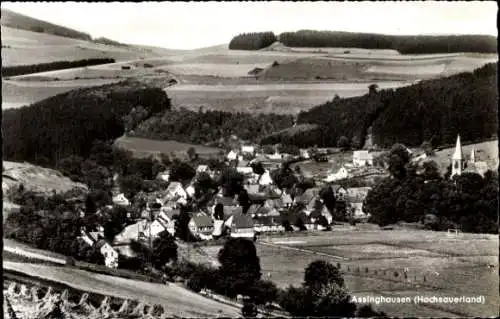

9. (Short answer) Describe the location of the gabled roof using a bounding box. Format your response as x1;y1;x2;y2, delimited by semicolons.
167;182;184;193
247;204;261;216
155;217;170;230
191;214;214;227
95;239;112;250
161;209;180;220
330;184;346;192
280;192;293;204
224;206;243;219
248;193;269;202
244;184;261;194
233;213;254;229
217;196;236;206
196;165;209;173
295;188;320;205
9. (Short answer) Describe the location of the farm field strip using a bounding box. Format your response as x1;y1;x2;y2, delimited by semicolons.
3;261;240;317
165;81;415;92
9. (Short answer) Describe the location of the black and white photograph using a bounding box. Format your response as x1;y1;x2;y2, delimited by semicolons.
1;1;498;318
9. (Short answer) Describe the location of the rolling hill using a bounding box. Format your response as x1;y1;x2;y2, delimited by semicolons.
1;8;92;41
264;63;498;148
0;8;180;67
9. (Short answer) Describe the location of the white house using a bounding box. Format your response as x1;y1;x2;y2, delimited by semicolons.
258;170;273;186
227;150;238;161
157;170;170;182
350;202;370;220
96;240;119;268
112;193;130;206
267;152;282;160
149;217;175;237
164;182;188;201
324;166;349;182
237;167;254;175
300;149;310;159
196;165;209;174
189;214;214;240
353;151;373;167
185;185;196;198
241;145;255;155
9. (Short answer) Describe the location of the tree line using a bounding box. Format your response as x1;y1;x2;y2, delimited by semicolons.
2;58;116;77
2;81;171;167
277;30;497;54
364;144;498;234
266;63;497;148
228;32;277;50
132;107;293;145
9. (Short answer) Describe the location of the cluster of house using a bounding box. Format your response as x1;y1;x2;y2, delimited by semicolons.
323;150;385;183
76;144;378;268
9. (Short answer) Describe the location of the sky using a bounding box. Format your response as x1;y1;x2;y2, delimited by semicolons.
2;1;498;49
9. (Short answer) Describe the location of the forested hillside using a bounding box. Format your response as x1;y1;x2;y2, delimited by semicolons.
278;30;497;54
131;108;293;145
228;32;277;50
281;63;497;148
1;8;92;41
2;81;171;167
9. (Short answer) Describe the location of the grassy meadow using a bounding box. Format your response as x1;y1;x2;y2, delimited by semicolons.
199;228;498;317
114;136;221;159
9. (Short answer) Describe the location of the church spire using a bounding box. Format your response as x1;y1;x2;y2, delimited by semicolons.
451;134;465;178
470;145;476;163
452;134;463;160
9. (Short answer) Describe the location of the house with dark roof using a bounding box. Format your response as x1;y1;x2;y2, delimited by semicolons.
330;185;348;202
189;214;214;240
227;213;255;239
80;228;118;268
294;188;320;206
253;215;284;233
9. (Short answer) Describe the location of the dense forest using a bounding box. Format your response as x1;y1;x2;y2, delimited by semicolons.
1;8;92;41
2;81;171;167
228;32;277;50
2;58;116;77
278;30;497;54
364;145;498;234
266;63;497;148
131;108;293;145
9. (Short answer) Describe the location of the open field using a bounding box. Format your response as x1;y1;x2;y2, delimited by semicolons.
3;261;240;318
199;229;498;317
165;81;414;114
1;26;177;66
2;78;121;109
114;136;221;159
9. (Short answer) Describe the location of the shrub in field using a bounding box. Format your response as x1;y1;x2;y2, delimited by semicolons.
394;271;399;278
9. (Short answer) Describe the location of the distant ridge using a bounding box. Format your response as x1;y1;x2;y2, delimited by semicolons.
1;8;92;41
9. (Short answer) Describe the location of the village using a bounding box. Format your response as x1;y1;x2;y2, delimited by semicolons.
75;134;491;269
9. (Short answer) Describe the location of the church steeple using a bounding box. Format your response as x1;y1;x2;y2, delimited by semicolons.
470;145;476;163
451;134;465;178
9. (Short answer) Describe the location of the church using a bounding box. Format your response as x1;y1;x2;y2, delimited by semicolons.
450;135;489;179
